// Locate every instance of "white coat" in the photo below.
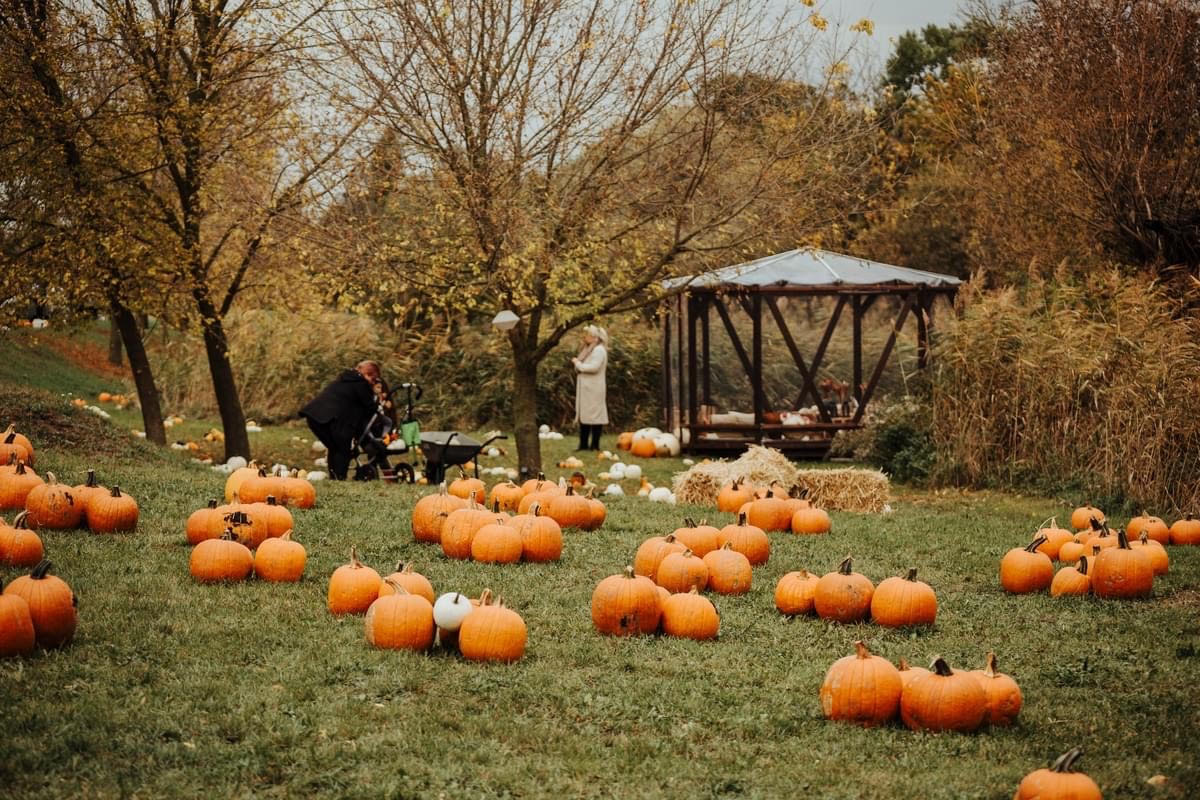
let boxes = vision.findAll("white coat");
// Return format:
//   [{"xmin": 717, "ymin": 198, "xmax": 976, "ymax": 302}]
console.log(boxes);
[{"xmin": 574, "ymin": 343, "xmax": 609, "ymax": 425}]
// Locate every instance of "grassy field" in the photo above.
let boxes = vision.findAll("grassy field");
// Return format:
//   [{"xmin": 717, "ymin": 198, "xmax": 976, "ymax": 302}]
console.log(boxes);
[{"xmin": 2, "ymin": 327, "xmax": 1199, "ymax": 799}]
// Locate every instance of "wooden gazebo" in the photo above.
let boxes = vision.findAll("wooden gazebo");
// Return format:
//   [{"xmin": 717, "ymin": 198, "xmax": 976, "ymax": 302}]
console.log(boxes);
[{"xmin": 660, "ymin": 248, "xmax": 961, "ymax": 458}]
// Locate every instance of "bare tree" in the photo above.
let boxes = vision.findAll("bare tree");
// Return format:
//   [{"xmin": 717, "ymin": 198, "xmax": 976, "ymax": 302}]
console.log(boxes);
[{"xmin": 330, "ymin": 0, "xmax": 875, "ymax": 471}]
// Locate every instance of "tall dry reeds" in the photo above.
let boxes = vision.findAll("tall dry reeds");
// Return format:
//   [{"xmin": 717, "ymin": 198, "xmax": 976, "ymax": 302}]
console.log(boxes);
[{"xmin": 932, "ymin": 270, "xmax": 1200, "ymax": 511}]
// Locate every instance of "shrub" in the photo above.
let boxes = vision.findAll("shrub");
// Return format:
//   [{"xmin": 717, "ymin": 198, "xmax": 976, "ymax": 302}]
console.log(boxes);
[
  {"xmin": 830, "ymin": 395, "xmax": 936, "ymax": 484},
  {"xmin": 930, "ymin": 270, "xmax": 1200, "ymax": 511}
]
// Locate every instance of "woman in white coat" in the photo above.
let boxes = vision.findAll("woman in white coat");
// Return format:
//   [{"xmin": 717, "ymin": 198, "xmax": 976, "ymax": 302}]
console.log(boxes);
[{"xmin": 572, "ymin": 324, "xmax": 609, "ymax": 451}]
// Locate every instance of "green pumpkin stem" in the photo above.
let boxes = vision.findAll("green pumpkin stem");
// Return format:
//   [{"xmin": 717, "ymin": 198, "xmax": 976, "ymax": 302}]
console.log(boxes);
[
  {"xmin": 31, "ymin": 559, "xmax": 54, "ymax": 579},
  {"xmin": 838, "ymin": 555, "xmax": 854, "ymax": 575},
  {"xmin": 1049, "ymin": 747, "xmax": 1084, "ymax": 773},
  {"xmin": 1025, "ymin": 536, "xmax": 1048, "ymax": 552},
  {"xmin": 930, "ymin": 656, "xmax": 954, "ymax": 677},
  {"xmin": 904, "ymin": 568, "xmax": 919, "ymax": 581}
]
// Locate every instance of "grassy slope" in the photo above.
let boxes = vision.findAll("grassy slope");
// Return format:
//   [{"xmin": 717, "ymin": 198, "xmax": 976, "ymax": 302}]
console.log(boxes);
[{"xmin": 1, "ymin": 329, "xmax": 1199, "ymax": 799}]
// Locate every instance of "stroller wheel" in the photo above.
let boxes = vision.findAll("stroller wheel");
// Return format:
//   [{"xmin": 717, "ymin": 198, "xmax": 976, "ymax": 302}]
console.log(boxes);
[
  {"xmin": 395, "ymin": 463, "xmax": 416, "ymax": 484},
  {"xmin": 353, "ymin": 463, "xmax": 378, "ymax": 482}
]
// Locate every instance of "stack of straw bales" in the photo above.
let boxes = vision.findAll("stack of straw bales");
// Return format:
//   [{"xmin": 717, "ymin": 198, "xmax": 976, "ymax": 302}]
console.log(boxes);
[{"xmin": 673, "ymin": 445, "xmax": 889, "ymax": 512}]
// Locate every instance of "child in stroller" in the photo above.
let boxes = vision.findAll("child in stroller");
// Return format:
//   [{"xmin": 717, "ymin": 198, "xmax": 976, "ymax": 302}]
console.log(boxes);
[{"xmin": 349, "ymin": 381, "xmax": 421, "ymax": 483}]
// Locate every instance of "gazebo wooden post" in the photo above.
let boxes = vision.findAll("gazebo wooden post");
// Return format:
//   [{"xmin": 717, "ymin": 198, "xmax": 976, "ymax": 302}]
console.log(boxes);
[
  {"xmin": 676, "ymin": 293, "xmax": 687, "ymax": 451},
  {"xmin": 687, "ymin": 293, "xmax": 699, "ymax": 449},
  {"xmin": 851, "ymin": 294, "xmax": 863, "ymax": 411},
  {"xmin": 701, "ymin": 295, "xmax": 712, "ymax": 407},
  {"xmin": 660, "ymin": 302, "xmax": 672, "ymax": 429},
  {"xmin": 752, "ymin": 292, "xmax": 764, "ymax": 434}
]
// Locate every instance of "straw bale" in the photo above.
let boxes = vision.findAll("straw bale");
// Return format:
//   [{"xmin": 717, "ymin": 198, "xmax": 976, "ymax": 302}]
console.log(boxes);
[
  {"xmin": 672, "ymin": 445, "xmax": 889, "ymax": 512},
  {"xmin": 794, "ymin": 468, "xmax": 889, "ymax": 513}
]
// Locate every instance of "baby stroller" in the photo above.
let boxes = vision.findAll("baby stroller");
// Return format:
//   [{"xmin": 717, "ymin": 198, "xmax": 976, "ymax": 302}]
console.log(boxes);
[{"xmin": 350, "ymin": 383, "xmax": 422, "ymax": 483}]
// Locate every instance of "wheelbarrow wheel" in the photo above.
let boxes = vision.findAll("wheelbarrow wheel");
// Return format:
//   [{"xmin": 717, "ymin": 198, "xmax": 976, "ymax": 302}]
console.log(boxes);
[{"xmin": 395, "ymin": 463, "xmax": 416, "ymax": 484}]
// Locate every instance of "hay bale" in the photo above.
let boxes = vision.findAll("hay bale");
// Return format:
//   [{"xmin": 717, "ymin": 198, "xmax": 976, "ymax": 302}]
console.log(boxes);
[
  {"xmin": 794, "ymin": 468, "xmax": 889, "ymax": 513},
  {"xmin": 672, "ymin": 461, "xmax": 731, "ymax": 507},
  {"xmin": 672, "ymin": 446, "xmax": 890, "ymax": 512}
]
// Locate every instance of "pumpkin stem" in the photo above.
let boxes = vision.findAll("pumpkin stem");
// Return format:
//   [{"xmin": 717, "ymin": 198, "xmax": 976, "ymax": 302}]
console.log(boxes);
[
  {"xmin": 904, "ymin": 568, "xmax": 918, "ymax": 582},
  {"xmin": 110, "ymin": 486, "xmax": 122, "ymax": 497},
  {"xmin": 898, "ymin": 657, "xmax": 911, "ymax": 671},
  {"xmin": 207, "ymin": 499, "xmax": 218, "ymax": 509},
  {"xmin": 84, "ymin": 469, "xmax": 98, "ymax": 488},
  {"xmin": 852, "ymin": 640, "xmax": 871, "ymax": 659},
  {"xmin": 1049, "ymin": 747, "xmax": 1085, "ymax": 774},
  {"xmin": 1078, "ymin": 557, "xmax": 1089, "ymax": 576},
  {"xmin": 565, "ymin": 485, "xmax": 575, "ymax": 496},
  {"xmin": 1025, "ymin": 536, "xmax": 1048, "ymax": 553},
  {"xmin": 350, "ymin": 546, "xmax": 363, "ymax": 568},
  {"xmin": 13, "ymin": 510, "xmax": 30, "ymax": 529},
  {"xmin": 1139, "ymin": 531, "xmax": 1149, "ymax": 545},
  {"xmin": 383, "ymin": 578, "xmax": 409, "ymax": 595},
  {"xmin": 837, "ymin": 555, "xmax": 854, "ymax": 575},
  {"xmin": 983, "ymin": 651, "xmax": 999, "ymax": 678},
  {"xmin": 622, "ymin": 565, "xmax": 636, "ymax": 579},
  {"xmin": 221, "ymin": 528, "xmax": 238, "ymax": 541},
  {"xmin": 664, "ymin": 534, "xmax": 678, "ymax": 543},
  {"xmin": 930, "ymin": 656, "xmax": 954, "ymax": 677},
  {"xmin": 492, "ymin": 499, "xmax": 500, "ymax": 513},
  {"xmin": 1116, "ymin": 528, "xmax": 1131, "ymax": 550},
  {"xmin": 31, "ymin": 559, "xmax": 53, "ymax": 579},
  {"xmin": 721, "ymin": 542, "xmax": 734, "ymax": 551},
  {"xmin": 14, "ymin": 461, "xmax": 27, "ymax": 475},
  {"xmin": 681, "ymin": 548, "xmax": 695, "ymax": 557},
  {"xmin": 684, "ymin": 517, "xmax": 696, "ymax": 527},
  {"xmin": 1035, "ymin": 515, "xmax": 1055, "ymax": 532},
  {"xmin": 46, "ymin": 471, "xmax": 58, "ymax": 485},
  {"xmin": 1088, "ymin": 516, "xmax": 1103, "ymax": 531},
  {"xmin": 267, "ymin": 495, "xmax": 279, "ymax": 506},
  {"xmin": 279, "ymin": 530, "xmax": 294, "ymax": 542},
  {"xmin": 737, "ymin": 512, "xmax": 748, "ymax": 526},
  {"xmin": 478, "ymin": 588, "xmax": 494, "ymax": 606}
]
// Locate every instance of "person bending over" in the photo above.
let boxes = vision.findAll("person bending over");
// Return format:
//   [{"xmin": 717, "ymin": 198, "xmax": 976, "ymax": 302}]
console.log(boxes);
[{"xmin": 300, "ymin": 360, "xmax": 383, "ymax": 480}]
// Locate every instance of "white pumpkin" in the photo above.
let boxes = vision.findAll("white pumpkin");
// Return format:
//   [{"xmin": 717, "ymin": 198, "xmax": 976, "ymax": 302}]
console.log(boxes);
[
  {"xmin": 632, "ymin": 427, "xmax": 662, "ymax": 442},
  {"xmin": 604, "ymin": 483, "xmax": 625, "ymax": 496},
  {"xmin": 657, "ymin": 433, "xmax": 681, "ymax": 456},
  {"xmin": 622, "ymin": 464, "xmax": 642, "ymax": 480},
  {"xmin": 648, "ymin": 486, "xmax": 673, "ymax": 503},
  {"xmin": 433, "ymin": 592, "xmax": 475, "ymax": 631},
  {"xmin": 609, "ymin": 463, "xmax": 627, "ymax": 479}
]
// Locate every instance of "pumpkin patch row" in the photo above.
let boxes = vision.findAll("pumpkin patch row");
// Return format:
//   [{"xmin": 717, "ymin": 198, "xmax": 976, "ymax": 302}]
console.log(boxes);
[
  {"xmin": 715, "ymin": 479, "xmax": 832, "ymax": 534},
  {"xmin": 820, "ymin": 641, "xmax": 1022, "ymax": 732},
  {"xmin": 224, "ymin": 463, "xmax": 316, "ymax": 508},
  {"xmin": 1003, "ymin": 525, "xmax": 1161, "ymax": 599},
  {"xmin": 632, "ymin": 516, "xmax": 770, "ymax": 596},
  {"xmin": 591, "ymin": 566, "xmax": 719, "ymax": 640},
  {"xmin": 1061, "ymin": 507, "xmax": 1198, "ymax": 546},
  {"xmin": 775, "ymin": 558, "xmax": 938, "ymax": 627},
  {"xmin": 0, "ymin": 463, "xmax": 139, "ymax": 533}
]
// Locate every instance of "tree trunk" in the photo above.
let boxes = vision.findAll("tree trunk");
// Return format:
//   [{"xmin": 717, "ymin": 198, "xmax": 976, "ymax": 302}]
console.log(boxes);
[
  {"xmin": 107, "ymin": 319, "xmax": 123, "ymax": 365},
  {"xmin": 509, "ymin": 345, "xmax": 542, "ymax": 476},
  {"xmin": 195, "ymin": 293, "xmax": 250, "ymax": 461},
  {"xmin": 110, "ymin": 298, "xmax": 166, "ymax": 446}
]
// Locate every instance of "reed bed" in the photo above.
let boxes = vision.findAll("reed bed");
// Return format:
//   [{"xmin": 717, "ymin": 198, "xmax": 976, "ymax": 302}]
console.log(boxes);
[{"xmin": 931, "ymin": 270, "xmax": 1200, "ymax": 511}]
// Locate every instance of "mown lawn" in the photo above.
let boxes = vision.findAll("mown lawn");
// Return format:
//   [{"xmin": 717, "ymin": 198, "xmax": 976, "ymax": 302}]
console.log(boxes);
[{"xmin": 2, "ymin": 329, "xmax": 1199, "ymax": 799}]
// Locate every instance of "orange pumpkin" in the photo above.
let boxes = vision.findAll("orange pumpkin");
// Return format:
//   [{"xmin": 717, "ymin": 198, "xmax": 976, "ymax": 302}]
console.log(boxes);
[
  {"xmin": 716, "ymin": 478, "xmax": 755, "ymax": 513},
  {"xmin": 190, "ymin": 531, "xmax": 253, "ymax": 583},
  {"xmin": 671, "ymin": 518, "xmax": 720, "ymax": 556},
  {"xmin": 971, "ymin": 651, "xmax": 1022, "ymax": 726},
  {"xmin": 470, "ymin": 519, "xmax": 524, "ymax": 564},
  {"xmin": 655, "ymin": 548, "xmax": 708, "ymax": 594},
  {"xmin": 1033, "ymin": 521, "xmax": 1075, "ymax": 560},
  {"xmin": 1169, "ymin": 514, "xmax": 1200, "ymax": 545},
  {"xmin": 327, "ymin": 547, "xmax": 383, "ymax": 614},
  {"xmin": 448, "ymin": 472, "xmax": 486, "ymax": 504},
  {"xmin": 0, "ymin": 578, "xmax": 36, "ymax": 657},
  {"xmin": 2, "ymin": 559, "xmax": 77, "ymax": 649},
  {"xmin": 513, "ymin": 503, "xmax": 563, "ymax": 563},
  {"xmin": 870, "ymin": 568, "xmax": 937, "ymax": 628},
  {"xmin": 0, "ymin": 461, "xmax": 43, "ymax": 510},
  {"xmin": 745, "ymin": 495, "xmax": 792, "ymax": 532},
  {"xmin": 186, "ymin": 500, "xmax": 224, "ymax": 545},
  {"xmin": 411, "ymin": 483, "xmax": 467, "ymax": 543},
  {"xmin": 900, "ymin": 656, "xmax": 987, "ymax": 733},
  {"xmin": 1050, "ymin": 558, "xmax": 1091, "ymax": 597},
  {"xmin": 0, "ymin": 424, "xmax": 34, "ymax": 467},
  {"xmin": 488, "ymin": 481, "xmax": 525, "ymax": 513},
  {"xmin": 616, "ymin": 432, "xmax": 634, "ymax": 450},
  {"xmin": 86, "ymin": 486, "xmax": 139, "ymax": 533},
  {"xmin": 1129, "ymin": 532, "xmax": 1169, "ymax": 575},
  {"xmin": 999, "ymin": 537, "xmax": 1054, "ymax": 594},
  {"xmin": 591, "ymin": 566, "xmax": 662, "ymax": 636},
  {"xmin": 659, "ymin": 588, "xmax": 719, "ymax": 640},
  {"xmin": 1091, "ymin": 529, "xmax": 1153, "ymax": 599},
  {"xmin": 545, "ymin": 486, "xmax": 592, "ymax": 529},
  {"xmin": 633, "ymin": 533, "xmax": 686, "ymax": 578},
  {"xmin": 630, "ymin": 437, "xmax": 657, "ymax": 458},
  {"xmin": 1013, "ymin": 747, "xmax": 1102, "ymax": 800},
  {"xmin": 1070, "ymin": 505, "xmax": 1105, "ymax": 531},
  {"xmin": 0, "ymin": 512, "xmax": 44, "ymax": 567},
  {"xmin": 253, "ymin": 531, "xmax": 307, "ymax": 583},
  {"xmin": 364, "ymin": 582, "xmax": 435, "ymax": 651},
  {"xmin": 1126, "ymin": 513, "xmax": 1168, "ymax": 545},
  {"xmin": 250, "ymin": 496, "xmax": 293, "ymax": 540},
  {"xmin": 237, "ymin": 468, "xmax": 288, "ymax": 506},
  {"xmin": 819, "ymin": 640, "xmax": 902, "ymax": 727},
  {"xmin": 813, "ymin": 556, "xmax": 874, "ymax": 623},
  {"xmin": 702, "ymin": 543, "xmax": 752, "ymax": 595},
  {"xmin": 441, "ymin": 503, "xmax": 505, "ymax": 560},
  {"xmin": 72, "ymin": 470, "xmax": 108, "ymax": 517},
  {"xmin": 896, "ymin": 658, "xmax": 931, "ymax": 691},
  {"xmin": 716, "ymin": 513, "xmax": 770, "ymax": 566},
  {"xmin": 791, "ymin": 505, "xmax": 831, "ymax": 535},
  {"xmin": 774, "ymin": 569, "xmax": 818, "ymax": 615},
  {"xmin": 280, "ymin": 471, "xmax": 316, "ymax": 509},
  {"xmin": 458, "ymin": 589, "xmax": 527, "ymax": 662},
  {"xmin": 24, "ymin": 472, "xmax": 83, "ymax": 529},
  {"xmin": 377, "ymin": 562, "xmax": 435, "ymax": 603},
  {"xmin": 583, "ymin": 491, "xmax": 606, "ymax": 531}
]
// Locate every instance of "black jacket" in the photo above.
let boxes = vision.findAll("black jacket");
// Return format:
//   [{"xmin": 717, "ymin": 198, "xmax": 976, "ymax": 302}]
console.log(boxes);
[{"xmin": 300, "ymin": 370, "xmax": 377, "ymax": 434}]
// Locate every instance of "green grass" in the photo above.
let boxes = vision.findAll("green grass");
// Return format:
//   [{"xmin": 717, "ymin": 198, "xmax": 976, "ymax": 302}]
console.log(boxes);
[{"xmin": 2, "ymin": 333, "xmax": 1200, "ymax": 799}]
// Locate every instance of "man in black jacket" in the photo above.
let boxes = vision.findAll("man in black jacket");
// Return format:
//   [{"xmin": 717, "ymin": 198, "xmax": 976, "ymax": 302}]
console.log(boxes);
[{"xmin": 300, "ymin": 360, "xmax": 383, "ymax": 480}]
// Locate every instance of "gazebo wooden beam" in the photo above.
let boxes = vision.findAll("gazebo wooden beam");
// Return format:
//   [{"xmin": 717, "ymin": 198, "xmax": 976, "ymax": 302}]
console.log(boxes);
[
  {"xmin": 852, "ymin": 292, "xmax": 915, "ymax": 424},
  {"xmin": 764, "ymin": 296, "xmax": 832, "ymax": 423}
]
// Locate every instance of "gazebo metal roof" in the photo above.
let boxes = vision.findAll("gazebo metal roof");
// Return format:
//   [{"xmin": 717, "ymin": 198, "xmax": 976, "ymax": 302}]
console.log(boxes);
[{"xmin": 663, "ymin": 248, "xmax": 962, "ymax": 291}]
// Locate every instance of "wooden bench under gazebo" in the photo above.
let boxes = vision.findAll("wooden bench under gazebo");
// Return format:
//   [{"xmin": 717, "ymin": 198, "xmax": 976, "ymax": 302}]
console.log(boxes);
[{"xmin": 660, "ymin": 248, "xmax": 961, "ymax": 458}]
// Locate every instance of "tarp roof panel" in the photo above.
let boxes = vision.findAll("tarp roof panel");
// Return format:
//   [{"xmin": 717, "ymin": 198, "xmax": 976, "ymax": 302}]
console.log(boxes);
[{"xmin": 663, "ymin": 248, "xmax": 962, "ymax": 290}]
